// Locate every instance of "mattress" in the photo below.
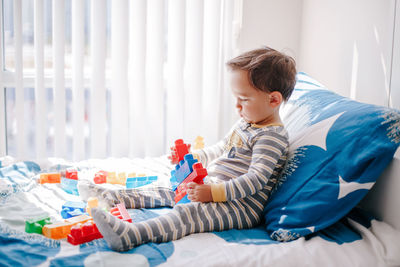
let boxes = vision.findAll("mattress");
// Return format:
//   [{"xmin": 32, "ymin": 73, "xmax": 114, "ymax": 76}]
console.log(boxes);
[{"xmin": 1, "ymin": 156, "xmax": 399, "ymax": 267}]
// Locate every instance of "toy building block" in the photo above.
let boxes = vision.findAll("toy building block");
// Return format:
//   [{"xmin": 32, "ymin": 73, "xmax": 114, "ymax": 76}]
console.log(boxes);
[
  {"xmin": 39, "ymin": 173, "xmax": 61, "ymax": 184},
  {"xmin": 94, "ymin": 170, "xmax": 107, "ymax": 184},
  {"xmin": 42, "ymin": 214, "xmax": 91, "ymax": 239},
  {"xmin": 106, "ymin": 172, "xmax": 116, "ymax": 184},
  {"xmin": 104, "ymin": 172, "xmax": 128, "ymax": 185},
  {"xmin": 193, "ymin": 136, "xmax": 204, "ymax": 150},
  {"xmin": 61, "ymin": 201, "xmax": 87, "ymax": 219},
  {"xmin": 171, "ymin": 154, "xmax": 198, "ymax": 184},
  {"xmin": 117, "ymin": 172, "xmax": 127, "ymax": 185},
  {"xmin": 110, "ymin": 203, "xmax": 132, "ymax": 223},
  {"xmin": 65, "ymin": 169, "xmax": 78, "ymax": 180},
  {"xmin": 126, "ymin": 176, "xmax": 158, "ymax": 188},
  {"xmin": 169, "ymin": 139, "xmax": 191, "ymax": 165},
  {"xmin": 66, "ymin": 214, "xmax": 92, "ymax": 224},
  {"xmin": 67, "ymin": 220, "xmax": 103, "ymax": 245},
  {"xmin": 25, "ymin": 214, "xmax": 51, "ymax": 234},
  {"xmin": 174, "ymin": 162, "xmax": 208, "ymax": 204},
  {"xmin": 42, "ymin": 221, "xmax": 72, "ymax": 239},
  {"xmin": 86, "ymin": 197, "xmax": 98, "ymax": 216},
  {"xmin": 61, "ymin": 177, "xmax": 79, "ymax": 195},
  {"xmin": 127, "ymin": 172, "xmax": 136, "ymax": 178}
]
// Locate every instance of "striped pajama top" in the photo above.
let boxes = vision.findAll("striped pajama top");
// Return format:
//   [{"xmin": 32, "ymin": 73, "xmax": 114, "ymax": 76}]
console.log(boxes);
[{"xmin": 195, "ymin": 119, "xmax": 289, "ymax": 203}]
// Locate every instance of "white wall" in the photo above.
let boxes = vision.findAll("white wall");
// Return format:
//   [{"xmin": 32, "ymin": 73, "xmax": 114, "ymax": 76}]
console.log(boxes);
[
  {"xmin": 239, "ymin": 0, "xmax": 399, "ymax": 108},
  {"xmin": 299, "ymin": 0, "xmax": 396, "ymax": 107},
  {"xmin": 238, "ymin": 0, "xmax": 400, "ymax": 229},
  {"xmin": 390, "ymin": 1, "xmax": 400, "ymax": 110},
  {"xmin": 238, "ymin": 0, "xmax": 303, "ymax": 60}
]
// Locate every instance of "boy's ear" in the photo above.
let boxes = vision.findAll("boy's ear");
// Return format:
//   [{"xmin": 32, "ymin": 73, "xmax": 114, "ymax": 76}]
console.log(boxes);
[{"xmin": 269, "ymin": 91, "xmax": 283, "ymax": 107}]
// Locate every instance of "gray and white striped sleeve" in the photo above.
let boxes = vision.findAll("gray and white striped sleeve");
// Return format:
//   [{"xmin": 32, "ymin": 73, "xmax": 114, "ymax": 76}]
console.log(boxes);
[{"xmin": 223, "ymin": 130, "xmax": 288, "ymax": 201}]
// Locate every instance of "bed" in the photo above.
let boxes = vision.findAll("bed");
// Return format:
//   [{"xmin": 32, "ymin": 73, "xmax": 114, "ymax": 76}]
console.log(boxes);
[{"xmin": 1, "ymin": 73, "xmax": 400, "ymax": 267}]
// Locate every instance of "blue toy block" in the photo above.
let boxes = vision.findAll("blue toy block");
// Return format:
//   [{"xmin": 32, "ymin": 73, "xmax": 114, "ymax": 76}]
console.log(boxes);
[
  {"xmin": 170, "ymin": 171, "xmax": 179, "ymax": 191},
  {"xmin": 174, "ymin": 154, "xmax": 198, "ymax": 184},
  {"xmin": 126, "ymin": 176, "xmax": 158, "ymax": 188},
  {"xmin": 61, "ymin": 201, "xmax": 87, "ymax": 219},
  {"xmin": 61, "ymin": 177, "xmax": 79, "ymax": 195}
]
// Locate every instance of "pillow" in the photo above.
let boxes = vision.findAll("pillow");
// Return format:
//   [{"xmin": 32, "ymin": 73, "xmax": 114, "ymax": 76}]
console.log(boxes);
[{"xmin": 263, "ymin": 72, "xmax": 400, "ymax": 241}]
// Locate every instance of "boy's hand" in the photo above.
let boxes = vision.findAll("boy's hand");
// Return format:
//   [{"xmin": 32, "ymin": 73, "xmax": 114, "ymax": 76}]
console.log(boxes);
[{"xmin": 187, "ymin": 183, "xmax": 213, "ymax": 203}]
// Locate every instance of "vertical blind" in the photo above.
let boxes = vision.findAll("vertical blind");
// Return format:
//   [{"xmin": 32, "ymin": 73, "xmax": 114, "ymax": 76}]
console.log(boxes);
[{"xmin": 0, "ymin": 0, "xmax": 240, "ymax": 161}]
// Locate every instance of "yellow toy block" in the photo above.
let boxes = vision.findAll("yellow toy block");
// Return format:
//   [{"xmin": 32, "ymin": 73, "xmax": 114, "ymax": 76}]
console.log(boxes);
[
  {"xmin": 106, "ymin": 172, "xmax": 117, "ymax": 184},
  {"xmin": 116, "ymin": 172, "xmax": 127, "ymax": 185},
  {"xmin": 65, "ymin": 214, "xmax": 91, "ymax": 225},
  {"xmin": 42, "ymin": 215, "xmax": 91, "ymax": 239},
  {"xmin": 106, "ymin": 172, "xmax": 127, "ymax": 185},
  {"xmin": 86, "ymin": 197, "xmax": 98, "ymax": 216},
  {"xmin": 193, "ymin": 136, "xmax": 204, "ymax": 150}
]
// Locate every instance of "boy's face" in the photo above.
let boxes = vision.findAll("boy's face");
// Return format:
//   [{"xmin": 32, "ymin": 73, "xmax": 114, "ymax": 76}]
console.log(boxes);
[{"xmin": 230, "ymin": 70, "xmax": 277, "ymax": 125}]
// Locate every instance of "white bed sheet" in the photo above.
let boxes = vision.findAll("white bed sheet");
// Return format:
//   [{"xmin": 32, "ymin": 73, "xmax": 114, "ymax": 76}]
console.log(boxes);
[{"xmin": 0, "ymin": 156, "xmax": 399, "ymax": 267}]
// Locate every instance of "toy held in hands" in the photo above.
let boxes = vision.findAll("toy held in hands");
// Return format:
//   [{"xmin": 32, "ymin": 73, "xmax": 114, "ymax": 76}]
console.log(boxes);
[{"xmin": 168, "ymin": 139, "xmax": 191, "ymax": 165}]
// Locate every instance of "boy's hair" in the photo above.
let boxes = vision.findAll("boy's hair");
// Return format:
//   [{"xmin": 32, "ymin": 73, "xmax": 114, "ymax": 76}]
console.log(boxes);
[{"xmin": 226, "ymin": 46, "xmax": 297, "ymax": 101}]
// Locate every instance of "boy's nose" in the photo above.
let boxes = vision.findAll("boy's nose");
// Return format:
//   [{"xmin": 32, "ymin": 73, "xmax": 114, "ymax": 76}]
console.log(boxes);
[{"xmin": 235, "ymin": 100, "xmax": 242, "ymax": 109}]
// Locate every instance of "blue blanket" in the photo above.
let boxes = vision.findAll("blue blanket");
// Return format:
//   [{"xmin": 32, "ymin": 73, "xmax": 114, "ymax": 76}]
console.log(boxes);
[{"xmin": 0, "ymin": 160, "xmax": 398, "ymax": 267}]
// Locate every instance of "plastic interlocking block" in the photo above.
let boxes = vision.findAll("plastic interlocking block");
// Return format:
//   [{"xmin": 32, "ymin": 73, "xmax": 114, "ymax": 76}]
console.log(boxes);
[
  {"xmin": 94, "ymin": 170, "xmax": 107, "ymax": 184},
  {"xmin": 61, "ymin": 201, "xmax": 87, "ymax": 219},
  {"xmin": 67, "ymin": 220, "xmax": 103, "ymax": 245},
  {"xmin": 193, "ymin": 136, "xmax": 204, "ymax": 150},
  {"xmin": 126, "ymin": 176, "xmax": 158, "ymax": 188},
  {"xmin": 65, "ymin": 169, "xmax": 78, "ymax": 180},
  {"xmin": 25, "ymin": 214, "xmax": 51, "ymax": 234},
  {"xmin": 169, "ymin": 139, "xmax": 191, "ymax": 165},
  {"xmin": 39, "ymin": 173, "xmax": 61, "ymax": 184},
  {"xmin": 61, "ymin": 177, "xmax": 79, "ymax": 195},
  {"xmin": 42, "ymin": 214, "xmax": 91, "ymax": 239},
  {"xmin": 174, "ymin": 162, "xmax": 208, "ymax": 204},
  {"xmin": 86, "ymin": 197, "xmax": 98, "ymax": 216},
  {"xmin": 173, "ymin": 154, "xmax": 198, "ymax": 184},
  {"xmin": 110, "ymin": 203, "xmax": 132, "ymax": 223},
  {"xmin": 107, "ymin": 172, "xmax": 127, "ymax": 185}
]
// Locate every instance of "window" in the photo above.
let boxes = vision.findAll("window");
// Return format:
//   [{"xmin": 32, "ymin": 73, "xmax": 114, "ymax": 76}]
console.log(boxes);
[{"xmin": 0, "ymin": 0, "xmax": 240, "ymax": 160}]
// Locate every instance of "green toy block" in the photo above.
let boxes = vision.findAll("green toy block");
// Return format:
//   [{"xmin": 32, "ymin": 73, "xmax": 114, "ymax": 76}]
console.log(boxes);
[{"xmin": 25, "ymin": 214, "xmax": 52, "ymax": 234}]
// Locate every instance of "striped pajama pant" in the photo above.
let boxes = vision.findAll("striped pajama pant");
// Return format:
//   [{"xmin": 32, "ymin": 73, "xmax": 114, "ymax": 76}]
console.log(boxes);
[{"xmin": 93, "ymin": 185, "xmax": 267, "ymax": 247}]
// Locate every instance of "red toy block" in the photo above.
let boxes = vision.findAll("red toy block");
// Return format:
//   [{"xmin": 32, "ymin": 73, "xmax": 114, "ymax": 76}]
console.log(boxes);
[
  {"xmin": 66, "ymin": 169, "xmax": 78, "ymax": 180},
  {"xmin": 110, "ymin": 203, "xmax": 132, "ymax": 223},
  {"xmin": 174, "ymin": 162, "xmax": 207, "ymax": 203},
  {"xmin": 94, "ymin": 170, "xmax": 108, "ymax": 184},
  {"xmin": 42, "ymin": 214, "xmax": 91, "ymax": 240},
  {"xmin": 169, "ymin": 139, "xmax": 191, "ymax": 165},
  {"xmin": 67, "ymin": 220, "xmax": 103, "ymax": 245}
]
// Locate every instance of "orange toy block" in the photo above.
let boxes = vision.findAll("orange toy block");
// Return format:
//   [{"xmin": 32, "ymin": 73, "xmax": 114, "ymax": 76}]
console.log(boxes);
[
  {"xmin": 42, "ymin": 214, "xmax": 91, "ymax": 240},
  {"xmin": 42, "ymin": 221, "xmax": 71, "ymax": 239},
  {"xmin": 39, "ymin": 173, "xmax": 61, "ymax": 184}
]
